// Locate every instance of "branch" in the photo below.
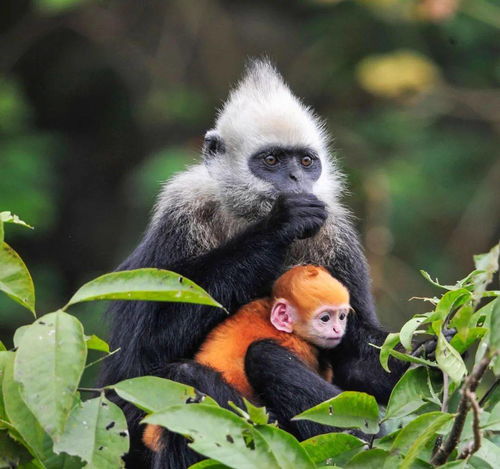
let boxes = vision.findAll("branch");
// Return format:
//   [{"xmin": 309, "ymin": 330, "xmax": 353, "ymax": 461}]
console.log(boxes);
[
  {"xmin": 458, "ymin": 390, "xmax": 482, "ymax": 460},
  {"xmin": 431, "ymin": 351, "xmax": 497, "ymax": 466}
]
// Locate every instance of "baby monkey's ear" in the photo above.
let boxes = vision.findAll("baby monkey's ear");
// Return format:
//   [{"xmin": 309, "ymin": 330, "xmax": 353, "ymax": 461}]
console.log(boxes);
[{"xmin": 270, "ymin": 299, "xmax": 295, "ymax": 333}]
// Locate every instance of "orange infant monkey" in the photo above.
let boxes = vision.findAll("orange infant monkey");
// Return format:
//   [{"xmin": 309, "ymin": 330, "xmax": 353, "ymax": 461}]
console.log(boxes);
[{"xmin": 143, "ymin": 265, "xmax": 351, "ymax": 452}]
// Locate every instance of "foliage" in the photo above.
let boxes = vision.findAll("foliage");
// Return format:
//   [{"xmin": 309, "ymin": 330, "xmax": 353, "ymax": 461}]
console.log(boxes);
[
  {"xmin": 1, "ymin": 211, "xmax": 499, "ymax": 467},
  {"xmin": 0, "ymin": 212, "xmax": 223, "ymax": 468}
]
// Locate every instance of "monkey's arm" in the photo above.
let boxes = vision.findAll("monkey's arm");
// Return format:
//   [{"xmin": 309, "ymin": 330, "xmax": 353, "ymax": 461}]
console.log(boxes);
[{"xmin": 101, "ymin": 193, "xmax": 327, "ymax": 382}]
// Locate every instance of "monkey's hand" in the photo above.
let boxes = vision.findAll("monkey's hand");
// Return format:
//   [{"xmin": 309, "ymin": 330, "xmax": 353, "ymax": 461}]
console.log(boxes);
[{"xmin": 265, "ymin": 192, "xmax": 327, "ymax": 242}]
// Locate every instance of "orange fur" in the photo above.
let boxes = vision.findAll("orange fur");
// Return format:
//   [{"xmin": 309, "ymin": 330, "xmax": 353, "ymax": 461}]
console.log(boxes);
[
  {"xmin": 143, "ymin": 265, "xmax": 346, "ymax": 452},
  {"xmin": 273, "ymin": 265, "xmax": 349, "ymax": 317},
  {"xmin": 142, "ymin": 424, "xmax": 164, "ymax": 452},
  {"xmin": 195, "ymin": 298, "xmax": 321, "ymax": 401}
]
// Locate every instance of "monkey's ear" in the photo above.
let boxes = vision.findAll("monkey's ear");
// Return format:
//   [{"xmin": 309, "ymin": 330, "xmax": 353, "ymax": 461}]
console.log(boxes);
[
  {"xmin": 203, "ymin": 129, "xmax": 225, "ymax": 160},
  {"xmin": 270, "ymin": 299, "xmax": 295, "ymax": 333}
]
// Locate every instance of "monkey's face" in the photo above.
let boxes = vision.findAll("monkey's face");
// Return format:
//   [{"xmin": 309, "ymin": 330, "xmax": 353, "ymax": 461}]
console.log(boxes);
[
  {"xmin": 247, "ymin": 145, "xmax": 322, "ymax": 195},
  {"xmin": 296, "ymin": 305, "xmax": 350, "ymax": 349}
]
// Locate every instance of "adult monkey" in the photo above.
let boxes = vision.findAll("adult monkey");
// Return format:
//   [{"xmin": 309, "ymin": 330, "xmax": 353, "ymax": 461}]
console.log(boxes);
[{"xmin": 100, "ymin": 60, "xmax": 407, "ymax": 468}]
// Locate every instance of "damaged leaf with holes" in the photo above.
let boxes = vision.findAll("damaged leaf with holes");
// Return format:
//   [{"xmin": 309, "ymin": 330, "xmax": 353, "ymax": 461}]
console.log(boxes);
[{"xmin": 53, "ymin": 394, "xmax": 129, "ymax": 468}]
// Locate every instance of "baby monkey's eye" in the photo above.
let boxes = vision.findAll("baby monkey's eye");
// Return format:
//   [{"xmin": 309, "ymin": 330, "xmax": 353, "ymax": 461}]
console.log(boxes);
[
  {"xmin": 320, "ymin": 314, "xmax": 331, "ymax": 323},
  {"xmin": 339, "ymin": 312, "xmax": 346, "ymax": 320}
]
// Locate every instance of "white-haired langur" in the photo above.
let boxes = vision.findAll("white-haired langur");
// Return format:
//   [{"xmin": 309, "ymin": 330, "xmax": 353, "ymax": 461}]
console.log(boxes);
[{"xmin": 100, "ymin": 60, "xmax": 409, "ymax": 468}]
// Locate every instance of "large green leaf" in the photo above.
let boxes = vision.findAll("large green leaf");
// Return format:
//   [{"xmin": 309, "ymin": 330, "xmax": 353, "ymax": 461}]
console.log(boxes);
[
  {"xmin": 384, "ymin": 367, "xmax": 441, "ymax": 420},
  {"xmin": 389, "ymin": 411, "xmax": 453, "ymax": 469},
  {"xmin": 53, "ymin": 394, "xmax": 129, "ymax": 468},
  {"xmin": 143, "ymin": 404, "xmax": 280, "ymax": 468},
  {"xmin": 0, "ymin": 212, "xmax": 33, "ymax": 244},
  {"xmin": 255, "ymin": 424, "xmax": 314, "ymax": 469},
  {"xmin": 293, "ymin": 391, "xmax": 380, "ymax": 434},
  {"xmin": 425, "ymin": 289, "xmax": 471, "ymax": 324},
  {"xmin": 111, "ymin": 376, "xmax": 216, "ymax": 413},
  {"xmin": 435, "ymin": 331, "xmax": 467, "ymax": 382},
  {"xmin": 14, "ymin": 311, "xmax": 87, "ymax": 439},
  {"xmin": 65, "ymin": 268, "xmax": 223, "ymax": 309},
  {"xmin": 2, "ymin": 352, "xmax": 80, "ymax": 469},
  {"xmin": 301, "ymin": 433, "xmax": 365, "ymax": 465},
  {"xmin": 0, "ymin": 242, "xmax": 35, "ymax": 315}
]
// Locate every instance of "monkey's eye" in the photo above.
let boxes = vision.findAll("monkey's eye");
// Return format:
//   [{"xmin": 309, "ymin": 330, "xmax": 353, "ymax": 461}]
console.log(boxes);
[
  {"xmin": 264, "ymin": 154, "xmax": 278, "ymax": 166},
  {"xmin": 301, "ymin": 156, "xmax": 313, "ymax": 167},
  {"xmin": 339, "ymin": 312, "xmax": 346, "ymax": 321},
  {"xmin": 320, "ymin": 314, "xmax": 330, "ymax": 323}
]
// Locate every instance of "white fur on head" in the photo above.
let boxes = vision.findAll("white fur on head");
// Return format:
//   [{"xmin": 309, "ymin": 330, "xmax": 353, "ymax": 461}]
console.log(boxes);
[
  {"xmin": 154, "ymin": 59, "xmax": 349, "ymax": 262},
  {"xmin": 205, "ymin": 58, "xmax": 343, "ymax": 219}
]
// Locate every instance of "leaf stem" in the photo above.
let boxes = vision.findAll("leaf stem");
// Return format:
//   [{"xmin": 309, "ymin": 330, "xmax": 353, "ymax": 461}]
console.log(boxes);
[{"xmin": 84, "ymin": 347, "xmax": 121, "ymax": 369}]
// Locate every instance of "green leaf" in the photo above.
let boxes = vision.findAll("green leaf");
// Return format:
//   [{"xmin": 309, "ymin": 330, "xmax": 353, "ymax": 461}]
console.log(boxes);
[
  {"xmin": 2, "ymin": 352, "xmax": 69, "ymax": 467},
  {"xmin": 53, "ymin": 394, "xmax": 129, "ymax": 468},
  {"xmin": 0, "ymin": 242, "xmax": 35, "ymax": 315},
  {"xmin": 110, "ymin": 376, "xmax": 215, "ymax": 414},
  {"xmin": 244, "ymin": 399, "xmax": 269, "ymax": 425},
  {"xmin": 389, "ymin": 411, "xmax": 453, "ymax": 469},
  {"xmin": 490, "ymin": 297, "xmax": 500, "ymax": 354},
  {"xmin": 385, "ymin": 367, "xmax": 441, "ymax": 420},
  {"xmin": 255, "ymin": 424, "xmax": 314, "ymax": 469},
  {"xmin": 483, "ymin": 401, "xmax": 500, "ymax": 431},
  {"xmin": 66, "ymin": 268, "xmax": 223, "ymax": 309},
  {"xmin": 189, "ymin": 460, "xmax": 230, "ymax": 469},
  {"xmin": 468, "ymin": 437, "xmax": 500, "ymax": 468},
  {"xmin": 449, "ymin": 305, "xmax": 474, "ymax": 341},
  {"xmin": 400, "ymin": 317, "xmax": 426, "ymax": 351},
  {"xmin": 429, "ymin": 289, "xmax": 472, "ymax": 324},
  {"xmin": 293, "ymin": 391, "xmax": 380, "ymax": 434},
  {"xmin": 13, "ymin": 325, "xmax": 30, "ymax": 348},
  {"xmin": 450, "ymin": 327, "xmax": 487, "ymax": 354},
  {"xmin": 378, "ymin": 333, "xmax": 400, "ymax": 372},
  {"xmin": 143, "ymin": 404, "xmax": 280, "ymax": 468},
  {"xmin": 85, "ymin": 335, "xmax": 110, "ymax": 353},
  {"xmin": 14, "ymin": 311, "xmax": 87, "ymax": 439},
  {"xmin": 345, "ymin": 448, "xmax": 390, "ymax": 468},
  {"xmin": 435, "ymin": 331, "xmax": 467, "ymax": 382},
  {"xmin": 301, "ymin": 433, "xmax": 365, "ymax": 465},
  {"xmin": 0, "ymin": 341, "xmax": 6, "ymax": 352},
  {"xmin": 386, "ymin": 348, "xmax": 438, "ymax": 368}
]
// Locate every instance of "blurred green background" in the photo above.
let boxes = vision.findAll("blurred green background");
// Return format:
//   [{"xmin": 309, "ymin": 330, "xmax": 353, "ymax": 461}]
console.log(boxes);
[{"xmin": 1, "ymin": 0, "xmax": 499, "ymax": 362}]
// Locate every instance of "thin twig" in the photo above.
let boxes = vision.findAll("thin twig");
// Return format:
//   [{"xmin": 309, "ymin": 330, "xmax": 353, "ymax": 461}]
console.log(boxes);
[
  {"xmin": 431, "ymin": 351, "xmax": 497, "ymax": 466},
  {"xmin": 458, "ymin": 390, "xmax": 482, "ymax": 460}
]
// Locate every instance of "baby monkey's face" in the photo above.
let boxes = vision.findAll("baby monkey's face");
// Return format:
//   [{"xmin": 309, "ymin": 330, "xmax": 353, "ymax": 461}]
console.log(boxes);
[
  {"xmin": 294, "ymin": 305, "xmax": 351, "ymax": 349},
  {"xmin": 270, "ymin": 298, "xmax": 351, "ymax": 349}
]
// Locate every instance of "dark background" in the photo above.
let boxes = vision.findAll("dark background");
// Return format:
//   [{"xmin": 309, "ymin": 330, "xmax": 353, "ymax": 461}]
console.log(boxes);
[{"xmin": 1, "ymin": 0, "xmax": 499, "ymax": 358}]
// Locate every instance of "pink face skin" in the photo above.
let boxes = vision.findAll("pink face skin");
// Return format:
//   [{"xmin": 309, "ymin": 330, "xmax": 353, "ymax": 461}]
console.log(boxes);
[{"xmin": 270, "ymin": 299, "xmax": 350, "ymax": 349}]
